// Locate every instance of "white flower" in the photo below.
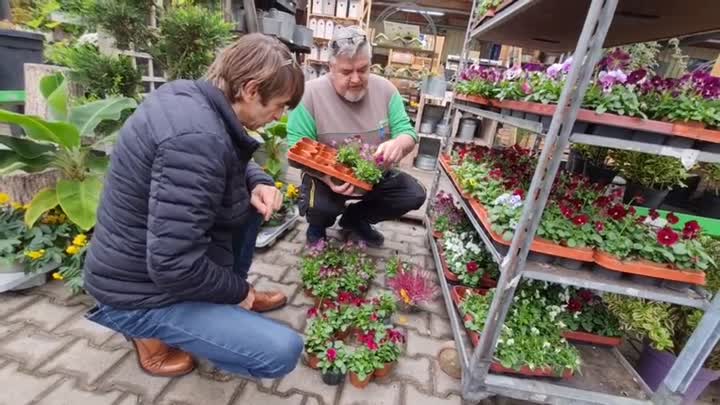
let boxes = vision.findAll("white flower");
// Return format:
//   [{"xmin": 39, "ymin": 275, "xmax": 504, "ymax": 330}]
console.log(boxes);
[
  {"xmin": 530, "ymin": 327, "xmax": 540, "ymax": 335},
  {"xmin": 573, "ymin": 311, "xmax": 582, "ymax": 319},
  {"xmin": 543, "ymin": 341, "xmax": 551, "ymax": 349},
  {"xmin": 556, "ymin": 321, "xmax": 567, "ymax": 329},
  {"xmin": 506, "ymin": 338, "xmax": 515, "ymax": 346},
  {"xmin": 535, "ymin": 290, "xmax": 540, "ymax": 299}
]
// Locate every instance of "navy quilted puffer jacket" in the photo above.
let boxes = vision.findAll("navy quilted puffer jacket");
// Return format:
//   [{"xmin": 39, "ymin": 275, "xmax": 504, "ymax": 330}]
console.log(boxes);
[{"xmin": 83, "ymin": 80, "xmax": 273, "ymax": 309}]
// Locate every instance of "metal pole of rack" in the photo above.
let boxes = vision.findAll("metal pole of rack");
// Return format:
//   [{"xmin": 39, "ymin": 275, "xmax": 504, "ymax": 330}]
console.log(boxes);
[
  {"xmin": 464, "ymin": 0, "xmax": 620, "ymax": 397},
  {"xmin": 653, "ymin": 293, "xmax": 720, "ymax": 404}
]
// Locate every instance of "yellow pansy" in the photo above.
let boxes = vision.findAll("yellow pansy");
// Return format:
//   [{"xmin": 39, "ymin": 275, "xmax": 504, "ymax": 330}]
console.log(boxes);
[
  {"xmin": 72, "ymin": 234, "xmax": 88, "ymax": 247},
  {"xmin": 52, "ymin": 272, "xmax": 64, "ymax": 280},
  {"xmin": 275, "ymin": 181, "xmax": 284, "ymax": 189},
  {"xmin": 11, "ymin": 202, "xmax": 22, "ymax": 210},
  {"xmin": 22, "ymin": 204, "xmax": 29, "ymax": 210},
  {"xmin": 0, "ymin": 193, "xmax": 9, "ymax": 205},
  {"xmin": 286, "ymin": 184, "xmax": 299, "ymax": 200},
  {"xmin": 66, "ymin": 245, "xmax": 80, "ymax": 255},
  {"xmin": 25, "ymin": 249, "xmax": 46, "ymax": 260}
]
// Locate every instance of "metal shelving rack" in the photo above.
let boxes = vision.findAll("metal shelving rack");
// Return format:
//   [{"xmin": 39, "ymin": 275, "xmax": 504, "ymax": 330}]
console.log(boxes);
[{"xmin": 424, "ymin": 0, "xmax": 720, "ymax": 404}]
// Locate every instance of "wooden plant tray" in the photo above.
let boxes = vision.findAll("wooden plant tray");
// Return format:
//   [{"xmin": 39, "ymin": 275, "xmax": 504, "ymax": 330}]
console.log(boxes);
[
  {"xmin": 288, "ymin": 138, "xmax": 373, "ymax": 191},
  {"xmin": 593, "ymin": 251, "xmax": 706, "ymax": 286},
  {"xmin": 455, "ymin": 94, "xmax": 720, "ymax": 144}
]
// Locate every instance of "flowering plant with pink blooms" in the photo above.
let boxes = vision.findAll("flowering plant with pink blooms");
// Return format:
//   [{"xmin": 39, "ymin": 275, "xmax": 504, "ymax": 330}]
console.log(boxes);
[
  {"xmin": 336, "ymin": 137, "xmax": 384, "ymax": 184},
  {"xmin": 300, "ymin": 240, "xmax": 376, "ymax": 300},
  {"xmin": 318, "ymin": 341, "xmax": 349, "ymax": 374},
  {"xmin": 430, "ymin": 191, "xmax": 468, "ymax": 234}
]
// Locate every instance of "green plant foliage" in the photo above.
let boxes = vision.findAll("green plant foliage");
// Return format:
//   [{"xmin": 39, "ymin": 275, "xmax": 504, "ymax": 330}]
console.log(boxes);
[
  {"xmin": 611, "ymin": 150, "xmax": 689, "ymax": 190},
  {"xmin": 151, "ymin": 5, "xmax": 233, "ymax": 80},
  {"xmin": 87, "ymin": 0, "xmax": 153, "ymax": 50},
  {"xmin": 45, "ymin": 43, "xmax": 142, "ymax": 99}
]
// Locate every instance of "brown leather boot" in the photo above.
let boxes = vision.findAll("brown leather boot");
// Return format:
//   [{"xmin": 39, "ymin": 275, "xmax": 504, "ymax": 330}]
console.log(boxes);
[
  {"xmin": 251, "ymin": 290, "xmax": 287, "ymax": 313},
  {"xmin": 130, "ymin": 338, "xmax": 195, "ymax": 377}
]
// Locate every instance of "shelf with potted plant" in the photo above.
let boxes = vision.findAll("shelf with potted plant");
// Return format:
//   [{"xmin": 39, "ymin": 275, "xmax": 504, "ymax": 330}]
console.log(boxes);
[
  {"xmin": 433, "ymin": 152, "xmax": 711, "ymax": 309},
  {"xmin": 452, "ymin": 49, "xmax": 720, "ymax": 163},
  {"xmin": 429, "ymin": 0, "xmax": 720, "ymax": 403},
  {"xmin": 440, "ymin": 143, "xmax": 717, "ymax": 287}
]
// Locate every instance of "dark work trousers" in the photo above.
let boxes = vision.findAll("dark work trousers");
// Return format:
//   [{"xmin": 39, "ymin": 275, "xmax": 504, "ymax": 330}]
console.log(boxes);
[{"xmin": 299, "ymin": 169, "xmax": 427, "ymax": 228}]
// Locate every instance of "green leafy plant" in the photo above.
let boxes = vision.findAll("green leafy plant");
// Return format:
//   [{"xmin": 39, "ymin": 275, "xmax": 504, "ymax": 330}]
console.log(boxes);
[
  {"xmin": 24, "ymin": 0, "xmax": 61, "ymax": 31},
  {"xmin": 87, "ymin": 0, "xmax": 153, "ymax": 50},
  {"xmin": 336, "ymin": 138, "xmax": 384, "ymax": 185},
  {"xmin": 583, "ymin": 82, "xmax": 646, "ymax": 118},
  {"xmin": 300, "ymin": 240, "xmax": 376, "ymax": 300},
  {"xmin": 611, "ymin": 150, "xmax": 688, "ymax": 190},
  {"xmin": 151, "ymin": 5, "xmax": 233, "ymax": 80},
  {"xmin": 604, "ymin": 294, "xmax": 677, "ymax": 351},
  {"xmin": 699, "ymin": 163, "xmax": 720, "ymax": 196},
  {"xmin": 348, "ymin": 346, "xmax": 380, "ymax": 381},
  {"xmin": 318, "ymin": 341, "xmax": 349, "ymax": 374},
  {"xmin": 305, "ymin": 312, "xmax": 336, "ymax": 355},
  {"xmin": 45, "ymin": 42, "xmax": 142, "ymax": 100},
  {"xmin": 0, "ymin": 73, "xmax": 137, "ymax": 230},
  {"xmin": 254, "ymin": 116, "xmax": 289, "ymax": 182},
  {"xmin": 475, "ymin": 0, "xmax": 503, "ymax": 18},
  {"xmin": 442, "ymin": 231, "xmax": 499, "ymax": 287}
]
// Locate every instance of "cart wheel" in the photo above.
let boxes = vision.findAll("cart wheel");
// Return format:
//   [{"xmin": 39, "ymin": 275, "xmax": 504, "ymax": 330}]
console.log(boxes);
[{"xmin": 436, "ymin": 341, "xmax": 461, "ymax": 379}]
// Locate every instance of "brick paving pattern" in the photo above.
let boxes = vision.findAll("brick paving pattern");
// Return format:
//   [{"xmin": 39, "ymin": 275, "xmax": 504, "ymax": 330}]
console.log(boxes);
[{"xmin": 0, "ymin": 219, "xmax": 471, "ymax": 405}]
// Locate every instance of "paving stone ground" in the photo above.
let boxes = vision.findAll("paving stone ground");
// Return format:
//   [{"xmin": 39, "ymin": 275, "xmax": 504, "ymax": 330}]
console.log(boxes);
[{"xmin": 0, "ymin": 219, "xmax": 480, "ymax": 405}]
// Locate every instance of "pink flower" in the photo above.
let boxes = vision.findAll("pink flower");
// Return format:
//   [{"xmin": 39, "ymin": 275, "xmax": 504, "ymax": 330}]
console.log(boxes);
[
  {"xmin": 370, "ymin": 313, "xmax": 379, "ymax": 322},
  {"xmin": 567, "ymin": 298, "xmax": 583, "ymax": 312},
  {"xmin": 683, "ymin": 220, "xmax": 701, "ymax": 239},
  {"xmin": 388, "ymin": 329, "xmax": 405, "ymax": 343},
  {"xmin": 607, "ymin": 204, "xmax": 627, "ymax": 220},
  {"xmin": 649, "ymin": 209, "xmax": 659, "ymax": 220},
  {"xmin": 572, "ymin": 214, "xmax": 589, "ymax": 226},
  {"xmin": 634, "ymin": 195, "xmax": 646, "ymax": 205},
  {"xmin": 522, "ymin": 81, "xmax": 533, "ymax": 95},
  {"xmin": 513, "ymin": 189, "xmax": 525, "ymax": 199},
  {"xmin": 466, "ymin": 261, "xmax": 479, "ymax": 274},
  {"xmin": 307, "ymin": 307, "xmax": 319, "ymax": 318},
  {"xmin": 327, "ymin": 348, "xmax": 337, "ymax": 362},
  {"xmin": 667, "ymin": 212, "xmax": 679, "ymax": 225},
  {"xmin": 578, "ymin": 290, "xmax": 594, "ymax": 302}
]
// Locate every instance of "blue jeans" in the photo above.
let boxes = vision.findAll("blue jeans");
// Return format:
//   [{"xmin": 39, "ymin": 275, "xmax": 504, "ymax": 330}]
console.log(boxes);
[{"xmin": 85, "ymin": 213, "xmax": 303, "ymax": 378}]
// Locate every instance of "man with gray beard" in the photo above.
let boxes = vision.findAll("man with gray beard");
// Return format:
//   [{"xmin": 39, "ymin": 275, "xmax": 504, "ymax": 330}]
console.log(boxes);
[{"xmin": 288, "ymin": 26, "xmax": 425, "ymax": 247}]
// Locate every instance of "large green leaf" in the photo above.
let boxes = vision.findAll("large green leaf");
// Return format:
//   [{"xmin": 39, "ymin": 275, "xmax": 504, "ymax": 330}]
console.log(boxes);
[
  {"xmin": 24, "ymin": 188, "xmax": 59, "ymax": 228},
  {"xmin": 47, "ymin": 79, "xmax": 69, "ymax": 121},
  {"xmin": 39, "ymin": 72, "xmax": 64, "ymax": 99},
  {"xmin": 86, "ymin": 151, "xmax": 110, "ymax": 174},
  {"xmin": 69, "ymin": 97, "xmax": 137, "ymax": 138},
  {"xmin": 0, "ymin": 134, "xmax": 55, "ymax": 159},
  {"xmin": 0, "ymin": 150, "xmax": 53, "ymax": 175},
  {"xmin": 0, "ymin": 109, "xmax": 80, "ymax": 149},
  {"xmin": 56, "ymin": 176, "xmax": 103, "ymax": 230}
]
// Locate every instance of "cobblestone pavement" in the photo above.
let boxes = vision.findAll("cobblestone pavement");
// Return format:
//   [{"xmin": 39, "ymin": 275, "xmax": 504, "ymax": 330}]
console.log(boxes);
[{"xmin": 0, "ymin": 219, "xmax": 480, "ymax": 405}]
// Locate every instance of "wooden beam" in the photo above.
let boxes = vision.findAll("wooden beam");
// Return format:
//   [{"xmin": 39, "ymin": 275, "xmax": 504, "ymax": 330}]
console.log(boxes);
[{"xmin": 712, "ymin": 54, "xmax": 720, "ymax": 77}]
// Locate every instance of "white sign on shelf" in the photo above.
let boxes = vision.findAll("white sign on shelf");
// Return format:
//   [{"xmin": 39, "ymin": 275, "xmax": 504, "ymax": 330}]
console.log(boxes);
[
  {"xmin": 348, "ymin": 0, "xmax": 361, "ymax": 18},
  {"xmin": 312, "ymin": 0, "xmax": 323, "ymax": 14},
  {"xmin": 323, "ymin": 0, "xmax": 337, "ymax": 16},
  {"xmin": 336, "ymin": 0, "xmax": 348, "ymax": 18},
  {"xmin": 325, "ymin": 20, "xmax": 335, "ymax": 39}
]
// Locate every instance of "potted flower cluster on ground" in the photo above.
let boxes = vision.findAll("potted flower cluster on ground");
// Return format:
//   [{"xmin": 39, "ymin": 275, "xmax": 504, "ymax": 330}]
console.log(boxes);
[
  {"xmin": 263, "ymin": 181, "xmax": 300, "ymax": 227},
  {"xmin": 455, "ymin": 48, "xmax": 720, "ymax": 129},
  {"xmin": 457, "ymin": 280, "xmax": 582, "ymax": 377},
  {"xmin": 336, "ymin": 137, "xmax": 385, "ymax": 185},
  {"xmin": 446, "ymin": 143, "xmax": 717, "ymax": 283},
  {"xmin": 300, "ymin": 240, "xmax": 377, "ymax": 303},
  {"xmin": 0, "ymin": 193, "xmax": 89, "ymax": 292},
  {"xmin": 303, "ymin": 292, "xmax": 405, "ymax": 388}
]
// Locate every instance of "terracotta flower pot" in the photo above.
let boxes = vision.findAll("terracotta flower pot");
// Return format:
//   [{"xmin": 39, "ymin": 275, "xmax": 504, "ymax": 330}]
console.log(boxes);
[
  {"xmin": 349, "ymin": 372, "xmax": 372, "ymax": 388},
  {"xmin": 374, "ymin": 362, "xmax": 396, "ymax": 378},
  {"xmin": 307, "ymin": 353, "xmax": 320, "ymax": 369}
]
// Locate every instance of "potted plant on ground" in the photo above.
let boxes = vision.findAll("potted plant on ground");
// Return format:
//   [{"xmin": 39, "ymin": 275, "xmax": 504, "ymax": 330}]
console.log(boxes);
[
  {"xmin": 318, "ymin": 341, "xmax": 348, "ymax": 385},
  {"xmin": 612, "ymin": 151, "xmax": 689, "ymax": 209},
  {"xmin": 300, "ymin": 240, "xmax": 376, "ymax": 302},
  {"xmin": 304, "ymin": 307, "xmax": 335, "ymax": 369},
  {"xmin": 348, "ymin": 345, "xmax": 379, "ymax": 389},
  {"xmin": 373, "ymin": 329, "xmax": 404, "ymax": 378},
  {"xmin": 386, "ymin": 266, "xmax": 439, "ymax": 312}
]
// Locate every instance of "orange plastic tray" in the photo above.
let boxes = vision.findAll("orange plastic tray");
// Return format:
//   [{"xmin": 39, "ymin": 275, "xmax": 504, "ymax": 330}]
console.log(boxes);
[
  {"xmin": 463, "ymin": 314, "xmax": 574, "ymax": 379},
  {"xmin": 288, "ymin": 138, "xmax": 373, "ymax": 191},
  {"xmin": 455, "ymin": 94, "xmax": 720, "ymax": 144},
  {"xmin": 562, "ymin": 331, "xmax": 622, "ymax": 347},
  {"xmin": 593, "ymin": 251, "xmax": 706, "ymax": 286}
]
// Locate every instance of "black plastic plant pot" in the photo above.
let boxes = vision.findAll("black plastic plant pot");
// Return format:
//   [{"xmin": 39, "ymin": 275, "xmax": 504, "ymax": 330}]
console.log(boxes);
[
  {"xmin": 585, "ymin": 163, "xmax": 617, "ymax": 185},
  {"xmin": 321, "ymin": 370, "xmax": 345, "ymax": 385},
  {"xmin": 592, "ymin": 264, "xmax": 623, "ymax": 280},
  {"xmin": 0, "ymin": 29, "xmax": 44, "ymax": 91},
  {"xmin": 664, "ymin": 137, "xmax": 696, "ymax": 149},
  {"xmin": 511, "ymin": 109, "xmax": 525, "ymax": 119},
  {"xmin": 623, "ymin": 182, "xmax": 670, "ymax": 209},
  {"xmin": 528, "ymin": 251, "xmax": 555, "ymax": 264},
  {"xmin": 699, "ymin": 192, "xmax": 720, "ymax": 219},
  {"xmin": 592, "ymin": 124, "xmax": 633, "ymax": 140},
  {"xmin": 700, "ymin": 142, "xmax": 720, "ymax": 154},
  {"xmin": 628, "ymin": 274, "xmax": 661, "ymax": 287},
  {"xmin": 555, "ymin": 257, "xmax": 584, "ymax": 270},
  {"xmin": 566, "ymin": 150, "xmax": 586, "ymax": 175},
  {"xmin": 664, "ymin": 175, "xmax": 700, "ymax": 207},
  {"xmin": 631, "ymin": 131, "xmax": 665, "ymax": 145}
]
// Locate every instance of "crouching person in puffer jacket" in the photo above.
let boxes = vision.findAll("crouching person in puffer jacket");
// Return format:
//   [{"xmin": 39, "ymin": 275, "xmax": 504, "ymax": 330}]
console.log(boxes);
[{"xmin": 83, "ymin": 34, "xmax": 305, "ymax": 379}]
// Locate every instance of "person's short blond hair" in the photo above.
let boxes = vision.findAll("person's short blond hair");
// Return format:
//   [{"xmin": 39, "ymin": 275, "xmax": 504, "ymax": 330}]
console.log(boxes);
[{"xmin": 206, "ymin": 33, "xmax": 304, "ymax": 108}]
